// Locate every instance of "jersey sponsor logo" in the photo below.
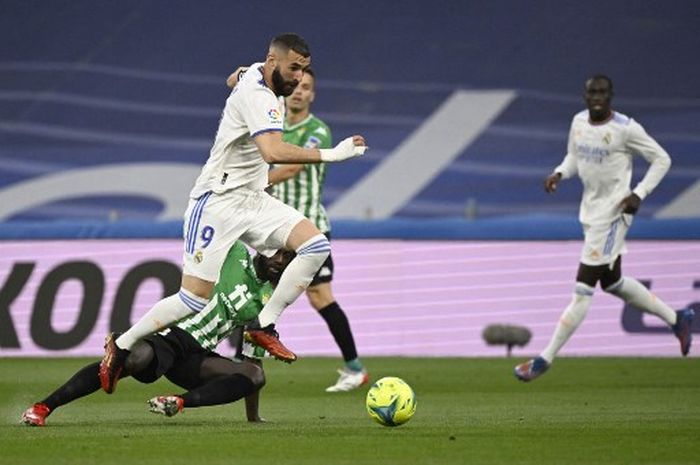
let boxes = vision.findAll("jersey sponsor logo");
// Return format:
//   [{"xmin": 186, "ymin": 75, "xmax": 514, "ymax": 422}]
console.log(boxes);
[
  {"xmin": 304, "ymin": 135, "xmax": 321, "ymax": 149},
  {"xmin": 576, "ymin": 143, "xmax": 609, "ymax": 163},
  {"xmin": 267, "ymin": 108, "xmax": 282, "ymax": 124},
  {"xmin": 218, "ymin": 283, "xmax": 254, "ymax": 314}
]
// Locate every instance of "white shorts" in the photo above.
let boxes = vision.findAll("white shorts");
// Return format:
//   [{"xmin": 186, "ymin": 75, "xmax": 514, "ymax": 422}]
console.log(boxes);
[
  {"xmin": 182, "ymin": 189, "xmax": 305, "ymax": 282},
  {"xmin": 580, "ymin": 214, "xmax": 633, "ymax": 267}
]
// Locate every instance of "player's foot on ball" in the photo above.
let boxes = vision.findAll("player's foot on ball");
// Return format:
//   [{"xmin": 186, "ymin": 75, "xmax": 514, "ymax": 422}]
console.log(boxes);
[
  {"xmin": 244, "ymin": 324, "xmax": 297, "ymax": 363},
  {"xmin": 99, "ymin": 332, "xmax": 130, "ymax": 394},
  {"xmin": 21, "ymin": 403, "xmax": 51, "ymax": 426},
  {"xmin": 326, "ymin": 368, "xmax": 369, "ymax": 392},
  {"xmin": 514, "ymin": 356, "xmax": 550, "ymax": 382},
  {"xmin": 672, "ymin": 308, "xmax": 695, "ymax": 356},
  {"xmin": 147, "ymin": 395, "xmax": 184, "ymax": 417}
]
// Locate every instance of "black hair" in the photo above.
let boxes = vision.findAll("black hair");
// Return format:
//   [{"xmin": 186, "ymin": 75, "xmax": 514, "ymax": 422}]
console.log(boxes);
[
  {"xmin": 270, "ymin": 33, "xmax": 310, "ymax": 58},
  {"xmin": 586, "ymin": 74, "xmax": 613, "ymax": 91},
  {"xmin": 304, "ymin": 67, "xmax": 315, "ymax": 79}
]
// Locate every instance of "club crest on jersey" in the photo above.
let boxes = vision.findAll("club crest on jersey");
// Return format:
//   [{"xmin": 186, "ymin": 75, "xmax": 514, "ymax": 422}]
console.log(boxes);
[
  {"xmin": 603, "ymin": 132, "xmax": 612, "ymax": 144},
  {"xmin": 267, "ymin": 108, "xmax": 282, "ymax": 124},
  {"xmin": 194, "ymin": 250, "xmax": 204, "ymax": 264},
  {"xmin": 304, "ymin": 135, "xmax": 321, "ymax": 149}
]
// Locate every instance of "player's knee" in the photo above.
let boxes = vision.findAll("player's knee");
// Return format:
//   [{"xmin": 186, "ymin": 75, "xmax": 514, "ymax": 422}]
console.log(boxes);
[
  {"xmin": 177, "ymin": 287, "xmax": 210, "ymax": 313},
  {"xmin": 603, "ymin": 277, "xmax": 624, "ymax": 296},
  {"xmin": 125, "ymin": 341, "xmax": 154, "ymax": 376},
  {"xmin": 306, "ymin": 285, "xmax": 334, "ymax": 310},
  {"xmin": 573, "ymin": 282, "xmax": 595, "ymax": 302},
  {"xmin": 296, "ymin": 233, "xmax": 330, "ymax": 258}
]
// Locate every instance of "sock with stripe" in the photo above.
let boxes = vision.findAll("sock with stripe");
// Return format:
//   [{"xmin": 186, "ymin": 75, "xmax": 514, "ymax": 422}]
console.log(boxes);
[
  {"xmin": 605, "ymin": 277, "xmax": 676, "ymax": 325},
  {"xmin": 116, "ymin": 289, "xmax": 207, "ymax": 350},
  {"xmin": 540, "ymin": 282, "xmax": 594, "ymax": 363},
  {"xmin": 257, "ymin": 234, "xmax": 330, "ymax": 327}
]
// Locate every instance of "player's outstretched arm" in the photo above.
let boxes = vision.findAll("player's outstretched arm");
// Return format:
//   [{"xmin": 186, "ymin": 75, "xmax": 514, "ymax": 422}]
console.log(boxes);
[
  {"xmin": 243, "ymin": 358, "xmax": 265, "ymax": 422},
  {"xmin": 320, "ymin": 135, "xmax": 367, "ymax": 162},
  {"xmin": 255, "ymin": 131, "xmax": 366, "ymax": 165}
]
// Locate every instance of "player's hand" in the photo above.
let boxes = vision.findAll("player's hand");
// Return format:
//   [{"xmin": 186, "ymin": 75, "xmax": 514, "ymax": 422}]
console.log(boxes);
[
  {"xmin": 319, "ymin": 135, "xmax": 368, "ymax": 162},
  {"xmin": 226, "ymin": 66, "xmax": 249, "ymax": 89},
  {"xmin": 351, "ymin": 135, "xmax": 367, "ymax": 147},
  {"xmin": 620, "ymin": 193, "xmax": 641, "ymax": 215},
  {"xmin": 544, "ymin": 172, "xmax": 562, "ymax": 193}
]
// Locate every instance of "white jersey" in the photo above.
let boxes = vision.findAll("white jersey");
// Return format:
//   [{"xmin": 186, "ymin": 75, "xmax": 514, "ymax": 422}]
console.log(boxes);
[
  {"xmin": 554, "ymin": 110, "xmax": 671, "ymax": 225},
  {"xmin": 190, "ymin": 63, "xmax": 284, "ymax": 199}
]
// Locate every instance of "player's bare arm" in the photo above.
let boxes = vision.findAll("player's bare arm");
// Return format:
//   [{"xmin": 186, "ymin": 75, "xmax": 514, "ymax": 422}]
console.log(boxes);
[
  {"xmin": 268, "ymin": 164, "xmax": 304, "ymax": 185},
  {"xmin": 254, "ymin": 131, "xmax": 366, "ymax": 164}
]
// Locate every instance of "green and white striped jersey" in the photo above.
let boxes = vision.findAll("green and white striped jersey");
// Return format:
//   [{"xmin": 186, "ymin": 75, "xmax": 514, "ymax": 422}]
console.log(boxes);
[
  {"xmin": 176, "ymin": 242, "xmax": 273, "ymax": 350},
  {"xmin": 274, "ymin": 114, "xmax": 332, "ymax": 233}
]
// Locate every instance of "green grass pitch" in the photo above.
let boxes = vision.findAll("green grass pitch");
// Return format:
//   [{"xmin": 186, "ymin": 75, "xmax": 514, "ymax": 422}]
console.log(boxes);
[{"xmin": 1, "ymin": 357, "xmax": 698, "ymax": 465}]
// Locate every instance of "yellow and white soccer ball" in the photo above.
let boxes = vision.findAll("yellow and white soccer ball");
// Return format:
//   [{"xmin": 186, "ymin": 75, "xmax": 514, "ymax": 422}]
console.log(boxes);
[{"xmin": 365, "ymin": 376, "xmax": 416, "ymax": 426}]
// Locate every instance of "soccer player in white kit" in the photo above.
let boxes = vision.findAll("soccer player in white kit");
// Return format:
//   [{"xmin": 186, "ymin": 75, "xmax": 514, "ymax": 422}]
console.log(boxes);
[
  {"xmin": 514, "ymin": 75, "xmax": 694, "ymax": 382},
  {"xmin": 99, "ymin": 33, "xmax": 367, "ymax": 394}
]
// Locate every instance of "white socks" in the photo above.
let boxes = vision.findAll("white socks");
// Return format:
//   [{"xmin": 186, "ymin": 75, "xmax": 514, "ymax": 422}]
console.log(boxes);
[
  {"xmin": 115, "ymin": 289, "xmax": 208, "ymax": 350},
  {"xmin": 257, "ymin": 234, "xmax": 330, "ymax": 327},
  {"xmin": 540, "ymin": 283, "xmax": 594, "ymax": 363},
  {"xmin": 605, "ymin": 277, "xmax": 676, "ymax": 325},
  {"xmin": 539, "ymin": 276, "xmax": 678, "ymax": 364}
]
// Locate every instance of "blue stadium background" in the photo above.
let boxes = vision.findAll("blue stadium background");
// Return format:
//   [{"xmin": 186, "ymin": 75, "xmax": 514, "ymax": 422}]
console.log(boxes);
[{"xmin": 1, "ymin": 0, "xmax": 699, "ymax": 232}]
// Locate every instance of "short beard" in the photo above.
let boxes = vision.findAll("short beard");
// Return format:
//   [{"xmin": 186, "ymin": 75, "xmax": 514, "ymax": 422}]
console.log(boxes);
[{"xmin": 272, "ymin": 67, "xmax": 298, "ymax": 97}]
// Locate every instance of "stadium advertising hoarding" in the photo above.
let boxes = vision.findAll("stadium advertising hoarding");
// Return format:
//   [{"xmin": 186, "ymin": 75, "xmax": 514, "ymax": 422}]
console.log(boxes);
[{"xmin": 0, "ymin": 239, "xmax": 698, "ymax": 358}]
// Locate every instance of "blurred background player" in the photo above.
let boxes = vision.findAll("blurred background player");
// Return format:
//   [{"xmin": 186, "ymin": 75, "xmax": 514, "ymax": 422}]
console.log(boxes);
[
  {"xmin": 268, "ymin": 68, "xmax": 368, "ymax": 392},
  {"xmin": 21, "ymin": 243, "xmax": 294, "ymax": 426},
  {"xmin": 99, "ymin": 33, "xmax": 368, "ymax": 394},
  {"xmin": 514, "ymin": 75, "xmax": 694, "ymax": 382}
]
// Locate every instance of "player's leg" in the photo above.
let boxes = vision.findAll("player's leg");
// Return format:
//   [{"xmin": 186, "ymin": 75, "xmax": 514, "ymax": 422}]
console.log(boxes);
[
  {"xmin": 516, "ymin": 220, "xmax": 628, "ymax": 381},
  {"xmin": 256, "ymin": 217, "xmax": 329, "ymax": 327},
  {"xmin": 21, "ymin": 342, "xmax": 158, "ymax": 426},
  {"xmin": 304, "ymin": 251, "xmax": 367, "ymax": 391},
  {"xmin": 602, "ymin": 257, "xmax": 694, "ymax": 355},
  {"xmin": 243, "ymin": 195, "xmax": 330, "ymax": 361},
  {"xmin": 514, "ymin": 262, "xmax": 601, "ymax": 382},
  {"xmin": 100, "ymin": 192, "xmax": 240, "ymax": 393},
  {"xmin": 148, "ymin": 355, "xmax": 265, "ymax": 418},
  {"xmin": 20, "ymin": 361, "xmax": 102, "ymax": 426}
]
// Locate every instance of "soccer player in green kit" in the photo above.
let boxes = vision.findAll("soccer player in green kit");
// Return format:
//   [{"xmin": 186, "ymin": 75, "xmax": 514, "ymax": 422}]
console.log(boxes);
[{"xmin": 21, "ymin": 243, "xmax": 293, "ymax": 426}]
